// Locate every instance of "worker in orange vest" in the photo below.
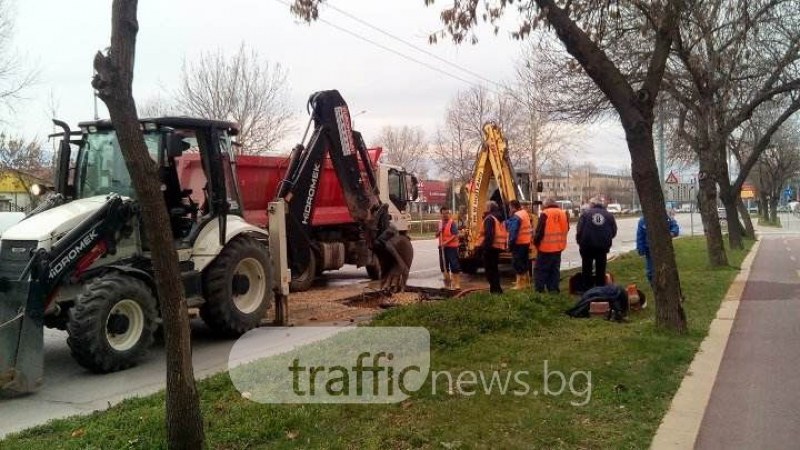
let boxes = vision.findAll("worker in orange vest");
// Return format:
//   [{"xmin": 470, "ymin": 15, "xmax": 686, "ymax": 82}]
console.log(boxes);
[
  {"xmin": 533, "ymin": 198, "xmax": 570, "ymax": 293},
  {"xmin": 478, "ymin": 200, "xmax": 508, "ymax": 294},
  {"xmin": 436, "ymin": 205, "xmax": 461, "ymax": 289},
  {"xmin": 506, "ymin": 200, "xmax": 534, "ymax": 289}
]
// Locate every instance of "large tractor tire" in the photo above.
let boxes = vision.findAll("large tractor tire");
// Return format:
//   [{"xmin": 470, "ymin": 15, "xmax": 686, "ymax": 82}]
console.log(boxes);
[
  {"xmin": 67, "ymin": 273, "xmax": 158, "ymax": 373},
  {"xmin": 289, "ymin": 249, "xmax": 316, "ymax": 292},
  {"xmin": 201, "ymin": 236, "xmax": 271, "ymax": 336}
]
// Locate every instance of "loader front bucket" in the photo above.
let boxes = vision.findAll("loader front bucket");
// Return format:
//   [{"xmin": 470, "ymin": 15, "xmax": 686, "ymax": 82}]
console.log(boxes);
[{"xmin": 0, "ymin": 281, "xmax": 44, "ymax": 397}]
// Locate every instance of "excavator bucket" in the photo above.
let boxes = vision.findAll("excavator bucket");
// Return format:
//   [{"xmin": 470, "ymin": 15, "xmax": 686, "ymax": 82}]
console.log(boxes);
[{"xmin": 0, "ymin": 280, "xmax": 44, "ymax": 396}]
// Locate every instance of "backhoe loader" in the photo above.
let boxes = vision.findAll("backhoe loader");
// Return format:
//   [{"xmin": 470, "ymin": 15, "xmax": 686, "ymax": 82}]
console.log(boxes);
[{"xmin": 458, "ymin": 122, "xmax": 536, "ymax": 273}]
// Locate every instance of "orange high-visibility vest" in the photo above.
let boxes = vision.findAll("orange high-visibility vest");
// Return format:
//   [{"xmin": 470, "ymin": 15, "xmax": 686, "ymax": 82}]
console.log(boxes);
[
  {"xmin": 478, "ymin": 215, "xmax": 508, "ymax": 250},
  {"xmin": 538, "ymin": 207, "xmax": 568, "ymax": 253},
  {"xmin": 439, "ymin": 219, "xmax": 459, "ymax": 248},
  {"xmin": 514, "ymin": 210, "xmax": 532, "ymax": 245}
]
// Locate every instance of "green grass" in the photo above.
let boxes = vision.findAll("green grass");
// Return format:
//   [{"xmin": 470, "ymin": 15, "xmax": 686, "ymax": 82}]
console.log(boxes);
[{"xmin": 3, "ymin": 237, "xmax": 753, "ymax": 449}]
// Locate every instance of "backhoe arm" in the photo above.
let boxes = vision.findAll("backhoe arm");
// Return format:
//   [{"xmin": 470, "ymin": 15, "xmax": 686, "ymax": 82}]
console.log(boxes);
[{"xmin": 276, "ymin": 90, "xmax": 412, "ymax": 291}]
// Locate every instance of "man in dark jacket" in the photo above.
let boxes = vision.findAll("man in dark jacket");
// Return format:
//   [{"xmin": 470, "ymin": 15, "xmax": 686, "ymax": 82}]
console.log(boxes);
[
  {"xmin": 576, "ymin": 197, "xmax": 617, "ymax": 288},
  {"xmin": 481, "ymin": 200, "xmax": 506, "ymax": 294}
]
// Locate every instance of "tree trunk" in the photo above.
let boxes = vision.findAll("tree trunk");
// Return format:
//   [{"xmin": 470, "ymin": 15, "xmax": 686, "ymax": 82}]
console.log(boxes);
[
  {"xmin": 696, "ymin": 149, "xmax": 728, "ymax": 266},
  {"xmin": 737, "ymin": 198, "xmax": 755, "ymax": 239},
  {"xmin": 770, "ymin": 197, "xmax": 779, "ymax": 225},
  {"xmin": 718, "ymin": 185, "xmax": 743, "ymax": 250},
  {"xmin": 92, "ymin": 1, "xmax": 204, "ymax": 448},
  {"xmin": 759, "ymin": 192, "xmax": 769, "ymax": 221},
  {"xmin": 627, "ymin": 121, "xmax": 687, "ymax": 333}
]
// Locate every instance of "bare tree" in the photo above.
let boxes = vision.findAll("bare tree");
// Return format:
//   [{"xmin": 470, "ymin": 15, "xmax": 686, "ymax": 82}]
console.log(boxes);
[
  {"xmin": 0, "ymin": 0, "xmax": 35, "ymax": 116},
  {"xmin": 511, "ymin": 41, "xmax": 580, "ymax": 195},
  {"xmin": 433, "ymin": 85, "xmax": 523, "ymax": 182},
  {"xmin": 138, "ymin": 93, "xmax": 178, "ymax": 117},
  {"xmin": 373, "ymin": 125, "xmax": 427, "ymax": 175},
  {"xmin": 176, "ymin": 44, "xmax": 293, "ymax": 154},
  {"xmin": 751, "ymin": 128, "xmax": 800, "ymax": 224},
  {"xmin": 668, "ymin": 0, "xmax": 800, "ymax": 260},
  {"xmin": 92, "ymin": 0, "xmax": 204, "ymax": 447}
]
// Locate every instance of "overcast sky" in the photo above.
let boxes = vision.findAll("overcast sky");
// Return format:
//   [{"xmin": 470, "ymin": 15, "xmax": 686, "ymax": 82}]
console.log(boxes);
[{"xmin": 9, "ymin": 0, "xmax": 631, "ymax": 175}]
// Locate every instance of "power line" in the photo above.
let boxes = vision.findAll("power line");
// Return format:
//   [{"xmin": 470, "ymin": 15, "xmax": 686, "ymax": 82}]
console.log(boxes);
[
  {"xmin": 272, "ymin": 0, "xmax": 499, "ymax": 92},
  {"xmin": 322, "ymin": 2, "xmax": 505, "ymax": 90}
]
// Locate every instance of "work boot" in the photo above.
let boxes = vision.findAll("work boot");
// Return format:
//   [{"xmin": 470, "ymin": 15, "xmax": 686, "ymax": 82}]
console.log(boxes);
[
  {"xmin": 443, "ymin": 272, "xmax": 451, "ymax": 289},
  {"xmin": 513, "ymin": 274, "xmax": 523, "ymax": 290},
  {"xmin": 522, "ymin": 273, "xmax": 532, "ymax": 289},
  {"xmin": 451, "ymin": 273, "xmax": 461, "ymax": 290}
]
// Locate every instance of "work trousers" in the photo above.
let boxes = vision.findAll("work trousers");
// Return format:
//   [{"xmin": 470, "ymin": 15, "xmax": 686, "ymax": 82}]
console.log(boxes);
[
  {"xmin": 534, "ymin": 251, "xmax": 561, "ymax": 293},
  {"xmin": 580, "ymin": 247, "xmax": 608, "ymax": 289},
  {"xmin": 511, "ymin": 244, "xmax": 530, "ymax": 275},
  {"xmin": 483, "ymin": 247, "xmax": 503, "ymax": 294}
]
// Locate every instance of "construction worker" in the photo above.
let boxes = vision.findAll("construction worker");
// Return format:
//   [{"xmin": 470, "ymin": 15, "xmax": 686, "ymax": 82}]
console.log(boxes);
[
  {"xmin": 576, "ymin": 197, "xmax": 617, "ymax": 289},
  {"xmin": 436, "ymin": 206, "xmax": 461, "ymax": 289},
  {"xmin": 506, "ymin": 200, "xmax": 533, "ymax": 289},
  {"xmin": 533, "ymin": 198, "xmax": 569, "ymax": 293},
  {"xmin": 478, "ymin": 200, "xmax": 507, "ymax": 294}
]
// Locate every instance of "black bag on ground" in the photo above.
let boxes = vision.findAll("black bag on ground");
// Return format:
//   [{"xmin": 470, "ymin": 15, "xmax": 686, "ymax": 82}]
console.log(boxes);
[{"xmin": 566, "ymin": 284, "xmax": 629, "ymax": 321}]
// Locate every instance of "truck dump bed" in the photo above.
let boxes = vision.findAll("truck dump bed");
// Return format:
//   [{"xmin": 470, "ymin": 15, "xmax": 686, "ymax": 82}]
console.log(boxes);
[{"xmin": 176, "ymin": 148, "xmax": 382, "ymax": 228}]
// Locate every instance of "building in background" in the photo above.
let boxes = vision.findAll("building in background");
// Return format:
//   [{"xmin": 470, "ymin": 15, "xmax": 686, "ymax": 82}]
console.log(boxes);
[
  {"xmin": 539, "ymin": 169, "xmax": 637, "ymax": 209},
  {"xmin": 0, "ymin": 170, "xmax": 51, "ymax": 211}
]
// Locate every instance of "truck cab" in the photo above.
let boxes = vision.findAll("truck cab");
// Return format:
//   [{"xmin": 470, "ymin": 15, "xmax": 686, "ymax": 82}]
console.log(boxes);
[{"xmin": 379, "ymin": 163, "xmax": 418, "ymax": 233}]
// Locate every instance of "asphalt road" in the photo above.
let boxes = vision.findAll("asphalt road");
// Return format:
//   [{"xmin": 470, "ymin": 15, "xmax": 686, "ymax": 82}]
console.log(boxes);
[
  {"xmin": 0, "ymin": 214, "xmax": 690, "ymax": 438},
  {"xmin": 695, "ymin": 235, "xmax": 800, "ymax": 449}
]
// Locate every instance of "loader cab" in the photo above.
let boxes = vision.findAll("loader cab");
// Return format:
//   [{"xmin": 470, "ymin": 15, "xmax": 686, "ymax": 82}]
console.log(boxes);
[{"xmin": 54, "ymin": 117, "xmax": 243, "ymax": 244}]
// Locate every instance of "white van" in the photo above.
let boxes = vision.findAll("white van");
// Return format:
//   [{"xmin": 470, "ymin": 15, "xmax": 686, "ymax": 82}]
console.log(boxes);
[{"xmin": 607, "ymin": 203, "xmax": 622, "ymax": 214}]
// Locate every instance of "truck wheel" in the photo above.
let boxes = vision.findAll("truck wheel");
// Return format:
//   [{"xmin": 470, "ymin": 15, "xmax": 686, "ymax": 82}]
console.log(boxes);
[
  {"xmin": 67, "ymin": 273, "xmax": 158, "ymax": 373},
  {"xmin": 289, "ymin": 249, "xmax": 316, "ymax": 292},
  {"xmin": 366, "ymin": 260, "xmax": 381, "ymax": 280},
  {"xmin": 201, "ymin": 236, "xmax": 272, "ymax": 336}
]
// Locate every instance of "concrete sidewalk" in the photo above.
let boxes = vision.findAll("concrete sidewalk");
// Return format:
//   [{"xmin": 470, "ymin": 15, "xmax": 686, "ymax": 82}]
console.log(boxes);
[{"xmin": 653, "ymin": 234, "xmax": 800, "ymax": 449}]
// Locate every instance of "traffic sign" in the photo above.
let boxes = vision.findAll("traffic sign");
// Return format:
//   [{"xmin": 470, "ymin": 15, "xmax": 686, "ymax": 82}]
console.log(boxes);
[{"xmin": 665, "ymin": 171, "xmax": 679, "ymax": 184}]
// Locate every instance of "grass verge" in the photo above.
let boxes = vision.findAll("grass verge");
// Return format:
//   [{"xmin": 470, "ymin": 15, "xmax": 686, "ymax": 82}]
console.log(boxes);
[{"xmin": 3, "ymin": 237, "xmax": 753, "ymax": 449}]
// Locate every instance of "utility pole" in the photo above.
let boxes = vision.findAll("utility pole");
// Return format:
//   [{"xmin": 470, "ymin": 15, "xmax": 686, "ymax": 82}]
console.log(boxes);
[{"xmin": 93, "ymin": 91, "xmax": 99, "ymax": 120}]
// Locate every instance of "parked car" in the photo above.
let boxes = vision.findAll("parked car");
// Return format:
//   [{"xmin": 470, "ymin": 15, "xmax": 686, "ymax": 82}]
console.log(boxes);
[
  {"xmin": 717, "ymin": 207, "xmax": 727, "ymax": 220},
  {"xmin": 607, "ymin": 203, "xmax": 622, "ymax": 214}
]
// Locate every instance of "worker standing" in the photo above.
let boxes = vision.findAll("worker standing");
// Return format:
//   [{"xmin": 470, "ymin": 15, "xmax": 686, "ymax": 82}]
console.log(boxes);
[
  {"xmin": 506, "ymin": 200, "xmax": 533, "ymax": 289},
  {"xmin": 576, "ymin": 197, "xmax": 617, "ymax": 289},
  {"xmin": 636, "ymin": 211, "xmax": 679, "ymax": 284},
  {"xmin": 436, "ymin": 206, "xmax": 461, "ymax": 289},
  {"xmin": 479, "ymin": 200, "xmax": 507, "ymax": 294},
  {"xmin": 533, "ymin": 198, "xmax": 569, "ymax": 293}
]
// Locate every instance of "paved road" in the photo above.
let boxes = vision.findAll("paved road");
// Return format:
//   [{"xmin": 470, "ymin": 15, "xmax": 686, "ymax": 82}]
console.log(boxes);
[{"xmin": 695, "ymin": 235, "xmax": 800, "ymax": 449}]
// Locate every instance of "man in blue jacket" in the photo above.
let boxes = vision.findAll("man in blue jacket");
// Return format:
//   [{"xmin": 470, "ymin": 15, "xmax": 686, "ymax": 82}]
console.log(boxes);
[{"xmin": 636, "ymin": 212, "xmax": 680, "ymax": 284}]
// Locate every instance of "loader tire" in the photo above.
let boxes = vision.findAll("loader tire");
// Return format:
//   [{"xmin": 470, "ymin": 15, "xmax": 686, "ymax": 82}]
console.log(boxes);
[
  {"xmin": 201, "ymin": 236, "xmax": 271, "ymax": 336},
  {"xmin": 67, "ymin": 273, "xmax": 158, "ymax": 373},
  {"xmin": 289, "ymin": 249, "xmax": 316, "ymax": 292}
]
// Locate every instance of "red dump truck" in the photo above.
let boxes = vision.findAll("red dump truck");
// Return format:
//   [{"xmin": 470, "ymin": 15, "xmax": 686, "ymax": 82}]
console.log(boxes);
[{"xmin": 176, "ymin": 148, "xmax": 417, "ymax": 291}]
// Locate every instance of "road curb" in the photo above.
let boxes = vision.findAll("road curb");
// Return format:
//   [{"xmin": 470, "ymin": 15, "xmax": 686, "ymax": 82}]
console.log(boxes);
[{"xmin": 650, "ymin": 238, "xmax": 761, "ymax": 450}]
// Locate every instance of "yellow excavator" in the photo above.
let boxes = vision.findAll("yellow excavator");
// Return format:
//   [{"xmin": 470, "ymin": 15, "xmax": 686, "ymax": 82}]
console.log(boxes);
[{"xmin": 458, "ymin": 122, "xmax": 538, "ymax": 274}]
